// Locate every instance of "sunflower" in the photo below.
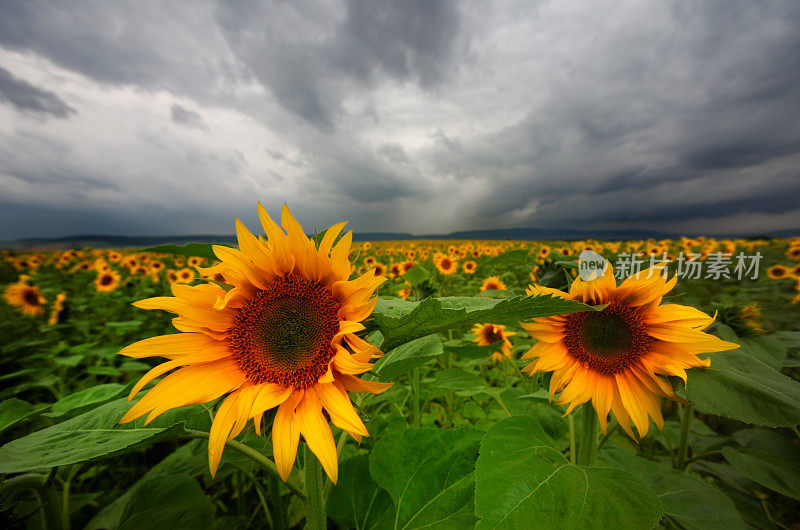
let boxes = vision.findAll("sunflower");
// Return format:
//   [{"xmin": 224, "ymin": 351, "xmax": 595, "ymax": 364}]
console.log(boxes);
[
  {"xmin": 398, "ymin": 288, "xmax": 412, "ymax": 300},
  {"xmin": 187, "ymin": 256, "xmax": 205, "ymax": 268},
  {"xmin": 95, "ymin": 270, "xmax": 121, "ymax": 292},
  {"xmin": 767, "ymin": 264, "xmax": 789, "ymax": 279},
  {"xmin": 520, "ymin": 263, "xmax": 737, "ymax": 438},
  {"xmin": 480, "ymin": 276, "xmax": 507, "ymax": 292},
  {"xmin": 119, "ymin": 204, "xmax": 391, "ymax": 483},
  {"xmin": 472, "ymin": 323, "xmax": 516, "ymax": 362},
  {"xmin": 786, "ymin": 246, "xmax": 800, "ymax": 260},
  {"xmin": 176, "ymin": 267, "xmax": 196, "ymax": 283},
  {"xmin": 4, "ymin": 281, "xmax": 47, "ymax": 316},
  {"xmin": 463, "ymin": 260, "xmax": 477, "ymax": 274},
  {"xmin": 434, "ymin": 254, "xmax": 458, "ymax": 275}
]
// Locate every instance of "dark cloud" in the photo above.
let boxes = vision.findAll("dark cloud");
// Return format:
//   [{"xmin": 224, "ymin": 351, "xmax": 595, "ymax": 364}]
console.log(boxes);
[
  {"xmin": 215, "ymin": 0, "xmax": 462, "ymax": 129},
  {"xmin": 1, "ymin": 0, "xmax": 799, "ymax": 239},
  {"xmin": 0, "ymin": 66, "xmax": 75, "ymax": 117},
  {"xmin": 170, "ymin": 104, "xmax": 209, "ymax": 130}
]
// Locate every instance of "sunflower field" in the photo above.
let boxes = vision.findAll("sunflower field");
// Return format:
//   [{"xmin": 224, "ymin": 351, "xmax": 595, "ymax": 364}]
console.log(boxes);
[{"xmin": 1, "ymin": 205, "xmax": 800, "ymax": 529}]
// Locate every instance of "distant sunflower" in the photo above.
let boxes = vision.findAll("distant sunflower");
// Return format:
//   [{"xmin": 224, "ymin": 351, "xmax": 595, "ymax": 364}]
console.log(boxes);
[
  {"xmin": 398, "ymin": 288, "xmax": 412, "ymax": 300},
  {"xmin": 480, "ymin": 276, "xmax": 507, "ymax": 292},
  {"xmin": 538, "ymin": 246, "xmax": 551, "ymax": 259},
  {"xmin": 434, "ymin": 254, "xmax": 458, "ymax": 275},
  {"xmin": 521, "ymin": 263, "xmax": 738, "ymax": 438},
  {"xmin": 176, "ymin": 267, "xmax": 196, "ymax": 284},
  {"xmin": 787, "ymin": 246, "xmax": 800, "ymax": 260},
  {"xmin": 4, "ymin": 281, "xmax": 47, "ymax": 316},
  {"xmin": 472, "ymin": 323, "xmax": 516, "ymax": 362},
  {"xmin": 119, "ymin": 204, "xmax": 391, "ymax": 483},
  {"xmin": 768, "ymin": 265, "xmax": 789, "ymax": 279},
  {"xmin": 166, "ymin": 269, "xmax": 179, "ymax": 283},
  {"xmin": 463, "ymin": 260, "xmax": 477, "ymax": 274},
  {"xmin": 187, "ymin": 256, "xmax": 205, "ymax": 268},
  {"xmin": 95, "ymin": 270, "xmax": 121, "ymax": 292}
]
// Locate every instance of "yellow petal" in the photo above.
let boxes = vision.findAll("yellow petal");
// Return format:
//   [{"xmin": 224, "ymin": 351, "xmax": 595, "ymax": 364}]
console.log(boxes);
[
  {"xmin": 272, "ymin": 390, "xmax": 304, "ymax": 481},
  {"xmin": 297, "ymin": 387, "xmax": 339, "ymax": 483}
]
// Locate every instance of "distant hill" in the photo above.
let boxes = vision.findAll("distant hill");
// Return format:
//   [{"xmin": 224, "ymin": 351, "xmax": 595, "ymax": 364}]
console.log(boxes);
[{"xmin": 1, "ymin": 226, "xmax": 797, "ymax": 251}]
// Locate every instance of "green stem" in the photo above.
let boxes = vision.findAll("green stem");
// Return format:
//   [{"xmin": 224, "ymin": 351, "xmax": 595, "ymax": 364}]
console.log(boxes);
[
  {"xmin": 268, "ymin": 474, "xmax": 286, "ymax": 530},
  {"xmin": 576, "ymin": 405, "xmax": 598, "ymax": 466},
  {"xmin": 0, "ymin": 474, "xmax": 63, "ymax": 530},
  {"xmin": 411, "ymin": 368, "xmax": 421, "ymax": 426},
  {"xmin": 676, "ymin": 404, "xmax": 692, "ymax": 469},
  {"xmin": 568, "ymin": 411, "xmax": 576, "ymax": 465},
  {"xmin": 597, "ymin": 421, "xmax": 618, "ymax": 451},
  {"xmin": 183, "ymin": 429, "xmax": 305, "ymax": 499},
  {"xmin": 304, "ymin": 445, "xmax": 327, "ymax": 530}
]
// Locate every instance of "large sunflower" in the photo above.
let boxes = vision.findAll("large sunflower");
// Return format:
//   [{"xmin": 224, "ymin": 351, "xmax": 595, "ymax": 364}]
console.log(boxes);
[
  {"xmin": 521, "ymin": 264, "xmax": 737, "ymax": 438},
  {"xmin": 119, "ymin": 204, "xmax": 391, "ymax": 482}
]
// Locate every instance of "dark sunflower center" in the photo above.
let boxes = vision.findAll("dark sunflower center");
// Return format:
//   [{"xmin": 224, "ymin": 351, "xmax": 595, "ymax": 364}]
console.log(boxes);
[
  {"xmin": 228, "ymin": 275, "xmax": 340, "ymax": 389},
  {"xmin": 23, "ymin": 289, "xmax": 40, "ymax": 306},
  {"xmin": 579, "ymin": 312, "xmax": 631, "ymax": 357},
  {"xmin": 563, "ymin": 301, "xmax": 650, "ymax": 375},
  {"xmin": 100, "ymin": 275, "xmax": 113, "ymax": 286}
]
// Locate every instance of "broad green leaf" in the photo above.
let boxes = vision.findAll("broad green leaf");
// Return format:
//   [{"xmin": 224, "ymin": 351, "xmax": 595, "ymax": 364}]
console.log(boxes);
[
  {"xmin": 402, "ymin": 265, "xmax": 429, "ymax": 286},
  {"xmin": 370, "ymin": 427, "xmax": 482, "ymax": 530},
  {"xmin": 86, "ymin": 440, "xmax": 210, "ymax": 529},
  {"xmin": 684, "ymin": 347, "xmax": 800, "ymax": 427},
  {"xmin": 43, "ymin": 383, "xmax": 129, "ymax": 419},
  {"xmin": 602, "ymin": 448, "xmax": 745, "ymax": 529},
  {"xmin": 374, "ymin": 335, "xmax": 443, "ymax": 381},
  {"xmin": 716, "ymin": 325, "xmax": 786, "ymax": 369},
  {"xmin": 328, "ymin": 454, "xmax": 393, "ymax": 530},
  {"xmin": 722, "ymin": 429, "xmax": 800, "ymax": 501},
  {"xmin": 86, "ymin": 474, "xmax": 214, "ymax": 530},
  {"xmin": 373, "ymin": 295, "xmax": 591, "ymax": 351},
  {"xmin": 0, "ymin": 397, "xmax": 210, "ymax": 473},
  {"xmin": 475, "ymin": 415, "xmax": 662, "ymax": 529},
  {"xmin": 433, "ymin": 369, "xmax": 486, "ymax": 392},
  {"xmin": 481, "ymin": 248, "xmax": 530, "ymax": 268},
  {"xmin": 0, "ymin": 398, "xmax": 48, "ymax": 435}
]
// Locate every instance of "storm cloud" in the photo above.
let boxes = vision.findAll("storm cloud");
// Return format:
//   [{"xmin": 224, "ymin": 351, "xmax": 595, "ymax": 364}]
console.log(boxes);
[{"xmin": 0, "ymin": 0, "xmax": 798, "ymax": 240}]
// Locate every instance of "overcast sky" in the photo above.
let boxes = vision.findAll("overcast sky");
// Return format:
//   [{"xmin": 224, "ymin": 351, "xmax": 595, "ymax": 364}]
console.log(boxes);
[{"xmin": 1, "ymin": 0, "xmax": 799, "ymax": 240}]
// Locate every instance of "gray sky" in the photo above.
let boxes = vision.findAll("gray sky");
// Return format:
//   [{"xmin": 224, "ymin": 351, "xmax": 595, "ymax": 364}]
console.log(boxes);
[{"xmin": 1, "ymin": 0, "xmax": 799, "ymax": 240}]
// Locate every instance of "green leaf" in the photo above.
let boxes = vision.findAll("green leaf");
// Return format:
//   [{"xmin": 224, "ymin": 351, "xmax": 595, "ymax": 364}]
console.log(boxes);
[
  {"xmin": 43, "ymin": 383, "xmax": 129, "ymax": 419},
  {"xmin": 433, "ymin": 369, "xmax": 486, "ymax": 392},
  {"xmin": 481, "ymin": 248, "xmax": 530, "ymax": 269},
  {"xmin": 475, "ymin": 415, "xmax": 662, "ymax": 529},
  {"xmin": 86, "ymin": 474, "xmax": 214, "ymax": 530},
  {"xmin": 684, "ymin": 347, "xmax": 800, "ymax": 427},
  {"xmin": 370, "ymin": 427, "xmax": 482, "ymax": 530},
  {"xmin": 402, "ymin": 265, "xmax": 430, "ymax": 286},
  {"xmin": 328, "ymin": 454, "xmax": 393, "ymax": 530},
  {"xmin": 0, "ymin": 398, "xmax": 48, "ymax": 435},
  {"xmin": 722, "ymin": 429, "xmax": 800, "ymax": 501},
  {"xmin": 601, "ymin": 448, "xmax": 745, "ymax": 529},
  {"xmin": 86, "ymin": 440, "xmax": 210, "ymax": 529},
  {"xmin": 374, "ymin": 335, "xmax": 443, "ymax": 382},
  {"xmin": 373, "ymin": 295, "xmax": 591, "ymax": 351},
  {"xmin": 716, "ymin": 325, "xmax": 786, "ymax": 369},
  {"xmin": 0, "ymin": 397, "xmax": 209, "ymax": 473}
]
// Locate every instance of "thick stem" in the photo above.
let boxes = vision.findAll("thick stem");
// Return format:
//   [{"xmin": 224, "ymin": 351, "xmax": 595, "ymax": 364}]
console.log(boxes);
[
  {"xmin": 676, "ymin": 404, "xmax": 693, "ymax": 469},
  {"xmin": 568, "ymin": 412, "xmax": 577, "ymax": 465},
  {"xmin": 304, "ymin": 445, "xmax": 327, "ymax": 530},
  {"xmin": 576, "ymin": 405, "xmax": 598, "ymax": 466}
]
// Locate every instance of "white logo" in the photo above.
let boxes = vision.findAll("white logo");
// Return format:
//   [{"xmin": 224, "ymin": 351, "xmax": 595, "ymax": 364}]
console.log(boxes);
[{"xmin": 578, "ymin": 250, "xmax": 608, "ymax": 281}]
